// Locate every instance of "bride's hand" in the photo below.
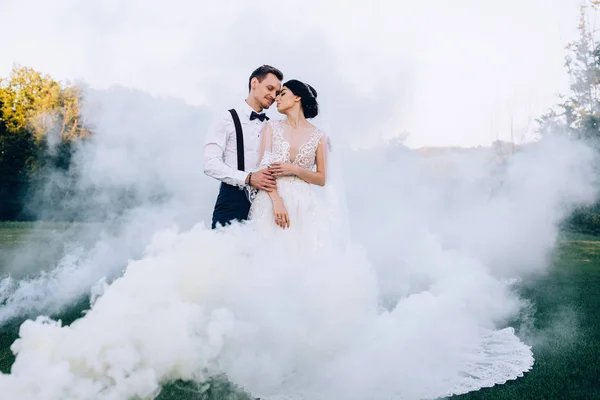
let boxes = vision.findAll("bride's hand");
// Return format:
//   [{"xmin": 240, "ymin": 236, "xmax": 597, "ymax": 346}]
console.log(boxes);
[
  {"xmin": 272, "ymin": 198, "xmax": 290, "ymax": 229},
  {"xmin": 270, "ymin": 162, "xmax": 298, "ymax": 177}
]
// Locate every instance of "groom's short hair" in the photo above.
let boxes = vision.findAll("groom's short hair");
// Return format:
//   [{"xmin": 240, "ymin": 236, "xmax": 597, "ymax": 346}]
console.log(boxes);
[{"xmin": 249, "ymin": 65, "xmax": 284, "ymax": 91}]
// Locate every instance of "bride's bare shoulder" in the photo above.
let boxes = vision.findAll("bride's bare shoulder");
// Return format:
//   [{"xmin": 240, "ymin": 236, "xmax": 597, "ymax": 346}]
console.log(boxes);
[
  {"xmin": 305, "ymin": 122, "xmax": 323, "ymax": 134},
  {"xmin": 311, "ymin": 123, "xmax": 326, "ymax": 136}
]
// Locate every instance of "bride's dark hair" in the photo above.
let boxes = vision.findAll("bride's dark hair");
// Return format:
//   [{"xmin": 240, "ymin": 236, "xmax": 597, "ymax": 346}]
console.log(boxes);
[{"xmin": 283, "ymin": 80, "xmax": 319, "ymax": 119}]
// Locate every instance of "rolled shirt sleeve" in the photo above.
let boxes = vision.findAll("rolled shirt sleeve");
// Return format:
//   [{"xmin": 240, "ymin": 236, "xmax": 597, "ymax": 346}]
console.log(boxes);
[{"xmin": 203, "ymin": 111, "xmax": 249, "ymax": 188}]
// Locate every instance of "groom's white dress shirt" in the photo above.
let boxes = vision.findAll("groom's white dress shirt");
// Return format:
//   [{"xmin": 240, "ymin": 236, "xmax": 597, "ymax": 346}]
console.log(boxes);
[{"xmin": 203, "ymin": 101, "xmax": 267, "ymax": 188}]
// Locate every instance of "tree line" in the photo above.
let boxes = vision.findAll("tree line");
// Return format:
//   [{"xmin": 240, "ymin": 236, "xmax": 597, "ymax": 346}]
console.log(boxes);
[
  {"xmin": 0, "ymin": 65, "xmax": 91, "ymax": 220},
  {"xmin": 538, "ymin": 2, "xmax": 600, "ymax": 234}
]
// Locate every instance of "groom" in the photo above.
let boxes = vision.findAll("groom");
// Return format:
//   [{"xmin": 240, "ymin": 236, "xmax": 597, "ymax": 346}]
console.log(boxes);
[{"xmin": 203, "ymin": 65, "xmax": 282, "ymax": 229}]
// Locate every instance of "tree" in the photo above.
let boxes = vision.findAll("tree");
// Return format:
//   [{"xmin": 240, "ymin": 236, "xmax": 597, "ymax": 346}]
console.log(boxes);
[
  {"xmin": 0, "ymin": 65, "xmax": 89, "ymax": 220},
  {"xmin": 0, "ymin": 65, "xmax": 89, "ymax": 142},
  {"xmin": 0, "ymin": 66, "xmax": 60, "ymax": 138},
  {"xmin": 538, "ymin": 2, "xmax": 600, "ymax": 142},
  {"xmin": 539, "ymin": 1, "xmax": 600, "ymax": 234}
]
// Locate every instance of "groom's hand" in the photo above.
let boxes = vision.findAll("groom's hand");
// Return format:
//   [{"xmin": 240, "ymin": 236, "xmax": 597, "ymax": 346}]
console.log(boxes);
[{"xmin": 248, "ymin": 168, "xmax": 276, "ymax": 191}]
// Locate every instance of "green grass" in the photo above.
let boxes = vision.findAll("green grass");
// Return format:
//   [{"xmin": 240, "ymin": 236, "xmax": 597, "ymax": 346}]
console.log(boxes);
[
  {"xmin": 0, "ymin": 223, "xmax": 599, "ymax": 399},
  {"xmin": 0, "ymin": 221, "xmax": 107, "ymax": 280},
  {"xmin": 0, "ymin": 221, "xmax": 39, "ymax": 248},
  {"xmin": 0, "ymin": 221, "xmax": 74, "ymax": 265},
  {"xmin": 454, "ymin": 232, "xmax": 600, "ymax": 400},
  {"xmin": 0, "ymin": 221, "xmax": 50, "ymax": 274}
]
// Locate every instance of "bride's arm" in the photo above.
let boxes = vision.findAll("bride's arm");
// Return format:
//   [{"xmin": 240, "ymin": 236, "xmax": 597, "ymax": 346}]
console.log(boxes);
[
  {"xmin": 267, "ymin": 188, "xmax": 290, "ymax": 228},
  {"xmin": 249, "ymin": 123, "xmax": 277, "ymax": 191},
  {"xmin": 272, "ymin": 137, "xmax": 327, "ymax": 186},
  {"xmin": 257, "ymin": 122, "xmax": 290, "ymax": 228}
]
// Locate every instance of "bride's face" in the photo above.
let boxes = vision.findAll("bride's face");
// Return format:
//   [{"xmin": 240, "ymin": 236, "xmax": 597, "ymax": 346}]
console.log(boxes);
[{"xmin": 276, "ymin": 87, "xmax": 300, "ymax": 114}]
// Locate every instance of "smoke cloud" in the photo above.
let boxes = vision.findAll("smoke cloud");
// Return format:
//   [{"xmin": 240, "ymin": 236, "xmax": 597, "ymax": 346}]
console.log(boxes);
[{"xmin": 0, "ymin": 1, "xmax": 597, "ymax": 399}]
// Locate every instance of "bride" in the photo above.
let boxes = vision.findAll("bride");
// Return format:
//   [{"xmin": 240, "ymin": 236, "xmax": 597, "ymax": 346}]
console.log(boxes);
[
  {"xmin": 231, "ymin": 79, "xmax": 535, "ymax": 398},
  {"xmin": 245, "ymin": 79, "xmax": 334, "ymax": 252},
  {"xmin": 0, "ymin": 80, "xmax": 534, "ymax": 400}
]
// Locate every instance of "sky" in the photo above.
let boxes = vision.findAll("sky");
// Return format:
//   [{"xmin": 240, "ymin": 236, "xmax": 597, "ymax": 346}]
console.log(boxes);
[{"xmin": 0, "ymin": 0, "xmax": 591, "ymax": 148}]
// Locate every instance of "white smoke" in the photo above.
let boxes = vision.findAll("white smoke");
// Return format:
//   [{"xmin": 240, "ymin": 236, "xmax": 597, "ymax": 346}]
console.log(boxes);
[
  {"xmin": 0, "ymin": 0, "xmax": 579, "ymax": 147},
  {"xmin": 0, "ymin": 93, "xmax": 596, "ymax": 399},
  {"xmin": 0, "ymin": 0, "xmax": 597, "ymax": 399}
]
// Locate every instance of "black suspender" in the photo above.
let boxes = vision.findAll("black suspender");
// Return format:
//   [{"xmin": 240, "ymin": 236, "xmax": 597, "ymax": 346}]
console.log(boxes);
[{"xmin": 228, "ymin": 109, "xmax": 245, "ymax": 171}]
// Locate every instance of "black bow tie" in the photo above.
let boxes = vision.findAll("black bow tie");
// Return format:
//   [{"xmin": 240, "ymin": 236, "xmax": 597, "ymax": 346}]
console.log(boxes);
[{"xmin": 250, "ymin": 111, "xmax": 269, "ymax": 122}]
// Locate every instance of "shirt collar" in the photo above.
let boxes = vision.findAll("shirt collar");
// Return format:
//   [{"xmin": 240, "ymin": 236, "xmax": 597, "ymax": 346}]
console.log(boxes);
[{"xmin": 240, "ymin": 100, "xmax": 261, "ymax": 120}]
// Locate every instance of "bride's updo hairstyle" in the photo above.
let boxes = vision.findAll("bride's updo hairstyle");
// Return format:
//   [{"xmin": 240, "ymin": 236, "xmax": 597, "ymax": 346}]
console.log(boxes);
[{"xmin": 283, "ymin": 79, "xmax": 319, "ymax": 119}]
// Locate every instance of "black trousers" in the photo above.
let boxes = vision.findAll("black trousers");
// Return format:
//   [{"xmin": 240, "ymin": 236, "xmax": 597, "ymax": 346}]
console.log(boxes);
[{"xmin": 211, "ymin": 182, "xmax": 251, "ymax": 229}]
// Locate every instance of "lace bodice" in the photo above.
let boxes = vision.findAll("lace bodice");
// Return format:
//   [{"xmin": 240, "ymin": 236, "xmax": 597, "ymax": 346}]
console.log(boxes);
[{"xmin": 258, "ymin": 120, "xmax": 323, "ymax": 171}]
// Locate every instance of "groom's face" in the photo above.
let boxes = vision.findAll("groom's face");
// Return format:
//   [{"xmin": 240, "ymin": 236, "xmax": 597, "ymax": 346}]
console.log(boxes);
[{"xmin": 253, "ymin": 73, "xmax": 282, "ymax": 110}]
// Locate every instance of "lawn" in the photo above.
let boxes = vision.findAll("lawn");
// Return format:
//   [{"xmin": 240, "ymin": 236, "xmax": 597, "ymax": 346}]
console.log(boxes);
[{"xmin": 454, "ymin": 232, "xmax": 600, "ymax": 400}]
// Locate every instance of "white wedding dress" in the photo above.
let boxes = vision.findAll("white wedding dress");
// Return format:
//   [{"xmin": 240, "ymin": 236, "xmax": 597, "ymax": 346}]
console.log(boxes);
[
  {"xmin": 235, "ymin": 120, "xmax": 535, "ymax": 399},
  {"xmin": 247, "ymin": 120, "xmax": 331, "ymax": 252},
  {"xmin": 0, "ymin": 120, "xmax": 534, "ymax": 400}
]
